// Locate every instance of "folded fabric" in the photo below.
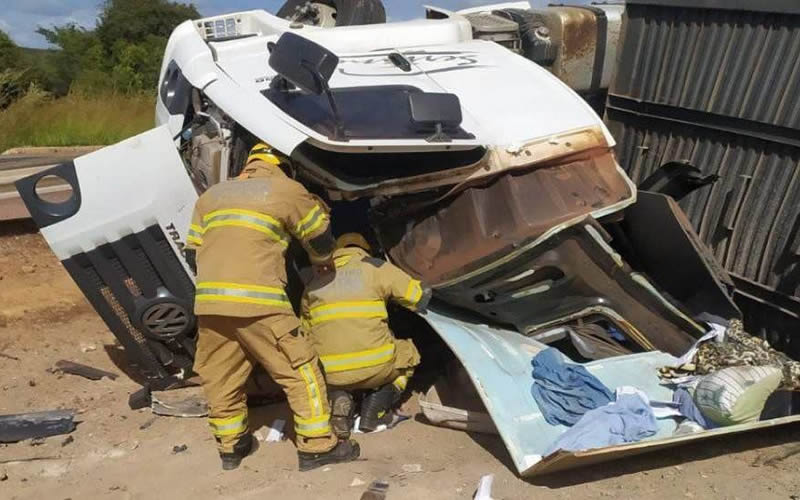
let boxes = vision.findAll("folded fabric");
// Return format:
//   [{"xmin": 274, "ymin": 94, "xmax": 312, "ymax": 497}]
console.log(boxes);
[
  {"xmin": 546, "ymin": 392, "xmax": 658, "ymax": 454},
  {"xmin": 673, "ymin": 387, "xmax": 717, "ymax": 429},
  {"xmin": 531, "ymin": 348, "xmax": 614, "ymax": 427}
]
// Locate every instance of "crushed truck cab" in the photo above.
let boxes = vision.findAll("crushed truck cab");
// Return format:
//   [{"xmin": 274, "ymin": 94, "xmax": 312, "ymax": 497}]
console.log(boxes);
[{"xmin": 16, "ymin": 2, "xmax": 799, "ymax": 478}]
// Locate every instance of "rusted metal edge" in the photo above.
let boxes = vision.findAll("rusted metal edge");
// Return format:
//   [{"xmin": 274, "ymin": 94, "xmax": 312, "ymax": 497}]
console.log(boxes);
[
  {"xmin": 300, "ymin": 126, "xmax": 610, "ymax": 200},
  {"xmin": 435, "ymin": 161, "xmax": 637, "ymax": 288},
  {"xmin": 524, "ymin": 413, "xmax": 800, "ymax": 477}
]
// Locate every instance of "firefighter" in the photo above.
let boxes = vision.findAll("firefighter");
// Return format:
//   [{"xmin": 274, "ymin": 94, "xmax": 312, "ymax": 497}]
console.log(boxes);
[
  {"xmin": 186, "ymin": 143, "xmax": 360, "ymax": 471},
  {"xmin": 301, "ymin": 233, "xmax": 432, "ymax": 435}
]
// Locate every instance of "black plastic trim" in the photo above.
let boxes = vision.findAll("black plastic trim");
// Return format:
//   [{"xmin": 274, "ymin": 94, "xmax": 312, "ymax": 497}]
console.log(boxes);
[
  {"xmin": 60, "ymin": 224, "xmax": 196, "ymax": 381},
  {"xmin": 15, "ymin": 161, "xmax": 82, "ymax": 228}
]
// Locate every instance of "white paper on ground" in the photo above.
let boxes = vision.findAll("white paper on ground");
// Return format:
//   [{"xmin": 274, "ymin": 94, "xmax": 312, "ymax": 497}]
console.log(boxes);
[{"xmin": 266, "ymin": 419, "xmax": 286, "ymax": 442}]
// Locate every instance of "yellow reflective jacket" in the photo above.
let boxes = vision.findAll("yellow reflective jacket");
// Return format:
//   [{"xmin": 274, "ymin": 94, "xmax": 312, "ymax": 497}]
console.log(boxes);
[
  {"xmin": 301, "ymin": 247, "xmax": 430, "ymax": 384},
  {"xmin": 187, "ymin": 162, "xmax": 334, "ymax": 318}
]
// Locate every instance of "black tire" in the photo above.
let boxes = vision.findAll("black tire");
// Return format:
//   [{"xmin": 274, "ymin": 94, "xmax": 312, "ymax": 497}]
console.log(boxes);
[
  {"xmin": 497, "ymin": 8, "xmax": 557, "ymax": 65},
  {"xmin": 277, "ymin": 0, "xmax": 386, "ymax": 27}
]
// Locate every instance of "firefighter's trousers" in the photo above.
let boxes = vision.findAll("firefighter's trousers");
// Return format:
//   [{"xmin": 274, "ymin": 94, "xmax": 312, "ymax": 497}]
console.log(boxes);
[
  {"xmin": 194, "ymin": 314, "xmax": 337, "ymax": 454},
  {"xmin": 326, "ymin": 338, "xmax": 420, "ymax": 393}
]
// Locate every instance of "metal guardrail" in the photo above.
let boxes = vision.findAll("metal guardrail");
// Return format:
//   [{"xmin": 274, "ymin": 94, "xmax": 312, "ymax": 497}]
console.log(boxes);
[{"xmin": 0, "ymin": 148, "xmax": 101, "ymax": 221}]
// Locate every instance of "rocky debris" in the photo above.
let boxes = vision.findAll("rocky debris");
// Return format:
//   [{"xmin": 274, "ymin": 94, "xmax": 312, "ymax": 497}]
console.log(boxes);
[
  {"xmin": 80, "ymin": 344, "xmax": 97, "ymax": 353},
  {"xmin": 172, "ymin": 444, "xmax": 188, "ymax": 454},
  {"xmin": 401, "ymin": 464, "xmax": 423, "ymax": 473},
  {"xmin": 138, "ymin": 417, "xmax": 157, "ymax": 431}
]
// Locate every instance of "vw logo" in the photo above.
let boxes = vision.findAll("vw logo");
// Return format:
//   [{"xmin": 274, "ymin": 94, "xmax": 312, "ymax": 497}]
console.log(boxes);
[{"xmin": 141, "ymin": 302, "xmax": 191, "ymax": 338}]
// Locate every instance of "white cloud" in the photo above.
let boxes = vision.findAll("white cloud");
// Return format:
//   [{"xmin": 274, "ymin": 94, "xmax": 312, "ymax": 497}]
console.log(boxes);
[{"xmin": 1, "ymin": 4, "xmax": 99, "ymax": 48}]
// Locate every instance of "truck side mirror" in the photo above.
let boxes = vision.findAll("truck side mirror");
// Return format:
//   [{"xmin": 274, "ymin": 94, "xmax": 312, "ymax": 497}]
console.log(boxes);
[
  {"xmin": 268, "ymin": 32, "xmax": 339, "ymax": 95},
  {"xmin": 408, "ymin": 93, "xmax": 463, "ymax": 143}
]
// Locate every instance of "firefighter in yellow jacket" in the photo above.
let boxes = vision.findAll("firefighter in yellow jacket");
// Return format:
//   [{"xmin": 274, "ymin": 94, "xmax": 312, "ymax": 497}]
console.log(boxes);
[
  {"xmin": 186, "ymin": 143, "xmax": 360, "ymax": 471},
  {"xmin": 301, "ymin": 233, "xmax": 432, "ymax": 434}
]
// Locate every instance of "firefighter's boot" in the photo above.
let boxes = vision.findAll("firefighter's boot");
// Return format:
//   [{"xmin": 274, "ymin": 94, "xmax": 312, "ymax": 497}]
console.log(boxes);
[
  {"xmin": 329, "ymin": 390, "xmax": 355, "ymax": 439},
  {"xmin": 298, "ymin": 439, "xmax": 361, "ymax": 471},
  {"xmin": 359, "ymin": 384, "xmax": 400, "ymax": 432},
  {"xmin": 219, "ymin": 433, "xmax": 256, "ymax": 471}
]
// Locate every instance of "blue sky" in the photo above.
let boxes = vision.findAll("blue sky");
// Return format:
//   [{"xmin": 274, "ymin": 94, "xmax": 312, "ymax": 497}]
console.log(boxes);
[{"xmin": 1, "ymin": 0, "xmax": 498, "ymax": 48}]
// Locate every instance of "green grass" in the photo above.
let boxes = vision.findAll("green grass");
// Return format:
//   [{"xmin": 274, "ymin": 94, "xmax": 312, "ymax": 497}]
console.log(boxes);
[{"xmin": 0, "ymin": 91, "xmax": 155, "ymax": 153}]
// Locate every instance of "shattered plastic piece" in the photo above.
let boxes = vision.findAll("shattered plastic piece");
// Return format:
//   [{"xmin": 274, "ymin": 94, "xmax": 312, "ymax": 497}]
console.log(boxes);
[
  {"xmin": 401, "ymin": 463, "xmax": 422, "ymax": 473},
  {"xmin": 350, "ymin": 477, "xmax": 366, "ymax": 487},
  {"xmin": 151, "ymin": 387, "xmax": 208, "ymax": 418},
  {"xmin": 129, "ymin": 386, "xmax": 152, "ymax": 410},
  {"xmin": 473, "ymin": 474, "xmax": 495, "ymax": 500},
  {"xmin": 360, "ymin": 479, "xmax": 390, "ymax": 500},
  {"xmin": 0, "ymin": 410, "xmax": 76, "ymax": 443},
  {"xmin": 53, "ymin": 360, "xmax": 118, "ymax": 381}
]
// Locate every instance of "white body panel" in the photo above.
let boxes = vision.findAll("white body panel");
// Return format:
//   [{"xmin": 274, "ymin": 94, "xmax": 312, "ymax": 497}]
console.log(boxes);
[
  {"xmin": 41, "ymin": 126, "xmax": 198, "ymax": 275},
  {"xmin": 156, "ymin": 8, "xmax": 613, "ymax": 154}
]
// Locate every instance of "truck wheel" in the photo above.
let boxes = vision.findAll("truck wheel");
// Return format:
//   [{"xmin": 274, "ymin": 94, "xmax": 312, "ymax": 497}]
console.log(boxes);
[
  {"xmin": 277, "ymin": 0, "xmax": 386, "ymax": 27},
  {"xmin": 497, "ymin": 9, "xmax": 557, "ymax": 65}
]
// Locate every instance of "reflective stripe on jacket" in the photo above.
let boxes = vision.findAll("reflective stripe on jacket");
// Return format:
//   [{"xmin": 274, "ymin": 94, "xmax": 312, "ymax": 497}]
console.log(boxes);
[
  {"xmin": 188, "ymin": 162, "xmax": 334, "ymax": 317},
  {"xmin": 301, "ymin": 247, "xmax": 430, "ymax": 385}
]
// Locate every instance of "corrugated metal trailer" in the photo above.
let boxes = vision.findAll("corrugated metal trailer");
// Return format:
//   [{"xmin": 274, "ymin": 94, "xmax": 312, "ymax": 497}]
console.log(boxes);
[{"xmin": 606, "ymin": 0, "xmax": 800, "ymax": 358}]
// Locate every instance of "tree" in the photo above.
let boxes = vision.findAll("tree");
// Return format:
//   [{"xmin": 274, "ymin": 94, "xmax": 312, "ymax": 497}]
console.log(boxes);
[
  {"xmin": 96, "ymin": 0, "xmax": 200, "ymax": 47},
  {"xmin": 0, "ymin": 30, "xmax": 22, "ymax": 71},
  {"xmin": 36, "ymin": 25, "xmax": 104, "ymax": 95},
  {"xmin": 36, "ymin": 0, "xmax": 199, "ymax": 94}
]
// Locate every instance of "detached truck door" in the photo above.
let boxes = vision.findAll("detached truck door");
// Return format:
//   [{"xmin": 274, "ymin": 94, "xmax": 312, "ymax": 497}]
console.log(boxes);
[{"xmin": 15, "ymin": 126, "xmax": 199, "ymax": 388}]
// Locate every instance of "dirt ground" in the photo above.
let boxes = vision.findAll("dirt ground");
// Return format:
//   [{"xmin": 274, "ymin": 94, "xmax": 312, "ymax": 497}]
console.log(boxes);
[{"xmin": 2, "ymin": 220, "xmax": 800, "ymax": 500}]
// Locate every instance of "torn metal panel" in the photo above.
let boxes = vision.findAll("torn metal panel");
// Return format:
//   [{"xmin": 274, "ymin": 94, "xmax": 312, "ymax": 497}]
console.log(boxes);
[
  {"xmin": 376, "ymin": 150, "xmax": 634, "ymax": 286},
  {"xmin": 422, "ymin": 310, "xmax": 800, "ymax": 477},
  {"xmin": 421, "ymin": 309, "xmax": 678, "ymax": 477},
  {"xmin": 621, "ymin": 191, "xmax": 741, "ymax": 322},
  {"xmin": 435, "ymin": 219, "xmax": 703, "ymax": 356}
]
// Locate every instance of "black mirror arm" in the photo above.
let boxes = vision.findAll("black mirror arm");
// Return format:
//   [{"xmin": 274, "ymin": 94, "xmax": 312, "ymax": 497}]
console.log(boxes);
[{"xmin": 300, "ymin": 60, "xmax": 347, "ymax": 142}]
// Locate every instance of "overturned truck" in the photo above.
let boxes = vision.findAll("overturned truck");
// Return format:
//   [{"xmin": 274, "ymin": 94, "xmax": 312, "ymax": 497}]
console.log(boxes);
[{"xmin": 16, "ymin": 0, "xmax": 800, "ymax": 477}]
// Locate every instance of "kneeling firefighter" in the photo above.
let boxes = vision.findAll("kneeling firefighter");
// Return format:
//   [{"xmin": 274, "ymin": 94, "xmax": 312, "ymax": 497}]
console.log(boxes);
[
  {"xmin": 301, "ymin": 233, "xmax": 432, "ymax": 435},
  {"xmin": 187, "ymin": 143, "xmax": 360, "ymax": 471}
]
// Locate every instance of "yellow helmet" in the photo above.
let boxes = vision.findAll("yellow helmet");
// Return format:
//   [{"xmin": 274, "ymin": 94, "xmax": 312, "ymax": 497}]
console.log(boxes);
[
  {"xmin": 336, "ymin": 232, "xmax": 372, "ymax": 252},
  {"xmin": 247, "ymin": 142, "xmax": 283, "ymax": 166}
]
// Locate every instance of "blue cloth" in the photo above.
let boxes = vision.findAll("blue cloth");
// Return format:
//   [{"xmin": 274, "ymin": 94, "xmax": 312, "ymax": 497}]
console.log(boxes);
[
  {"xmin": 547, "ymin": 392, "xmax": 658, "ymax": 454},
  {"xmin": 531, "ymin": 348, "xmax": 614, "ymax": 426},
  {"xmin": 673, "ymin": 387, "xmax": 717, "ymax": 430}
]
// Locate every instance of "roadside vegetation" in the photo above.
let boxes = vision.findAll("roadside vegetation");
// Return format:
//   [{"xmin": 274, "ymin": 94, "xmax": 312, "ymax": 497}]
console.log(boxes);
[
  {"xmin": 0, "ymin": 89, "xmax": 154, "ymax": 153},
  {"xmin": 0, "ymin": 0, "xmax": 198, "ymax": 152}
]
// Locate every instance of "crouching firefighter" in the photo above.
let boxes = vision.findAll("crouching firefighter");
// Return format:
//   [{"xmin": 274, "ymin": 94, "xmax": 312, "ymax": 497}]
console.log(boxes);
[
  {"xmin": 301, "ymin": 233, "xmax": 432, "ymax": 435},
  {"xmin": 186, "ymin": 143, "xmax": 360, "ymax": 471}
]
